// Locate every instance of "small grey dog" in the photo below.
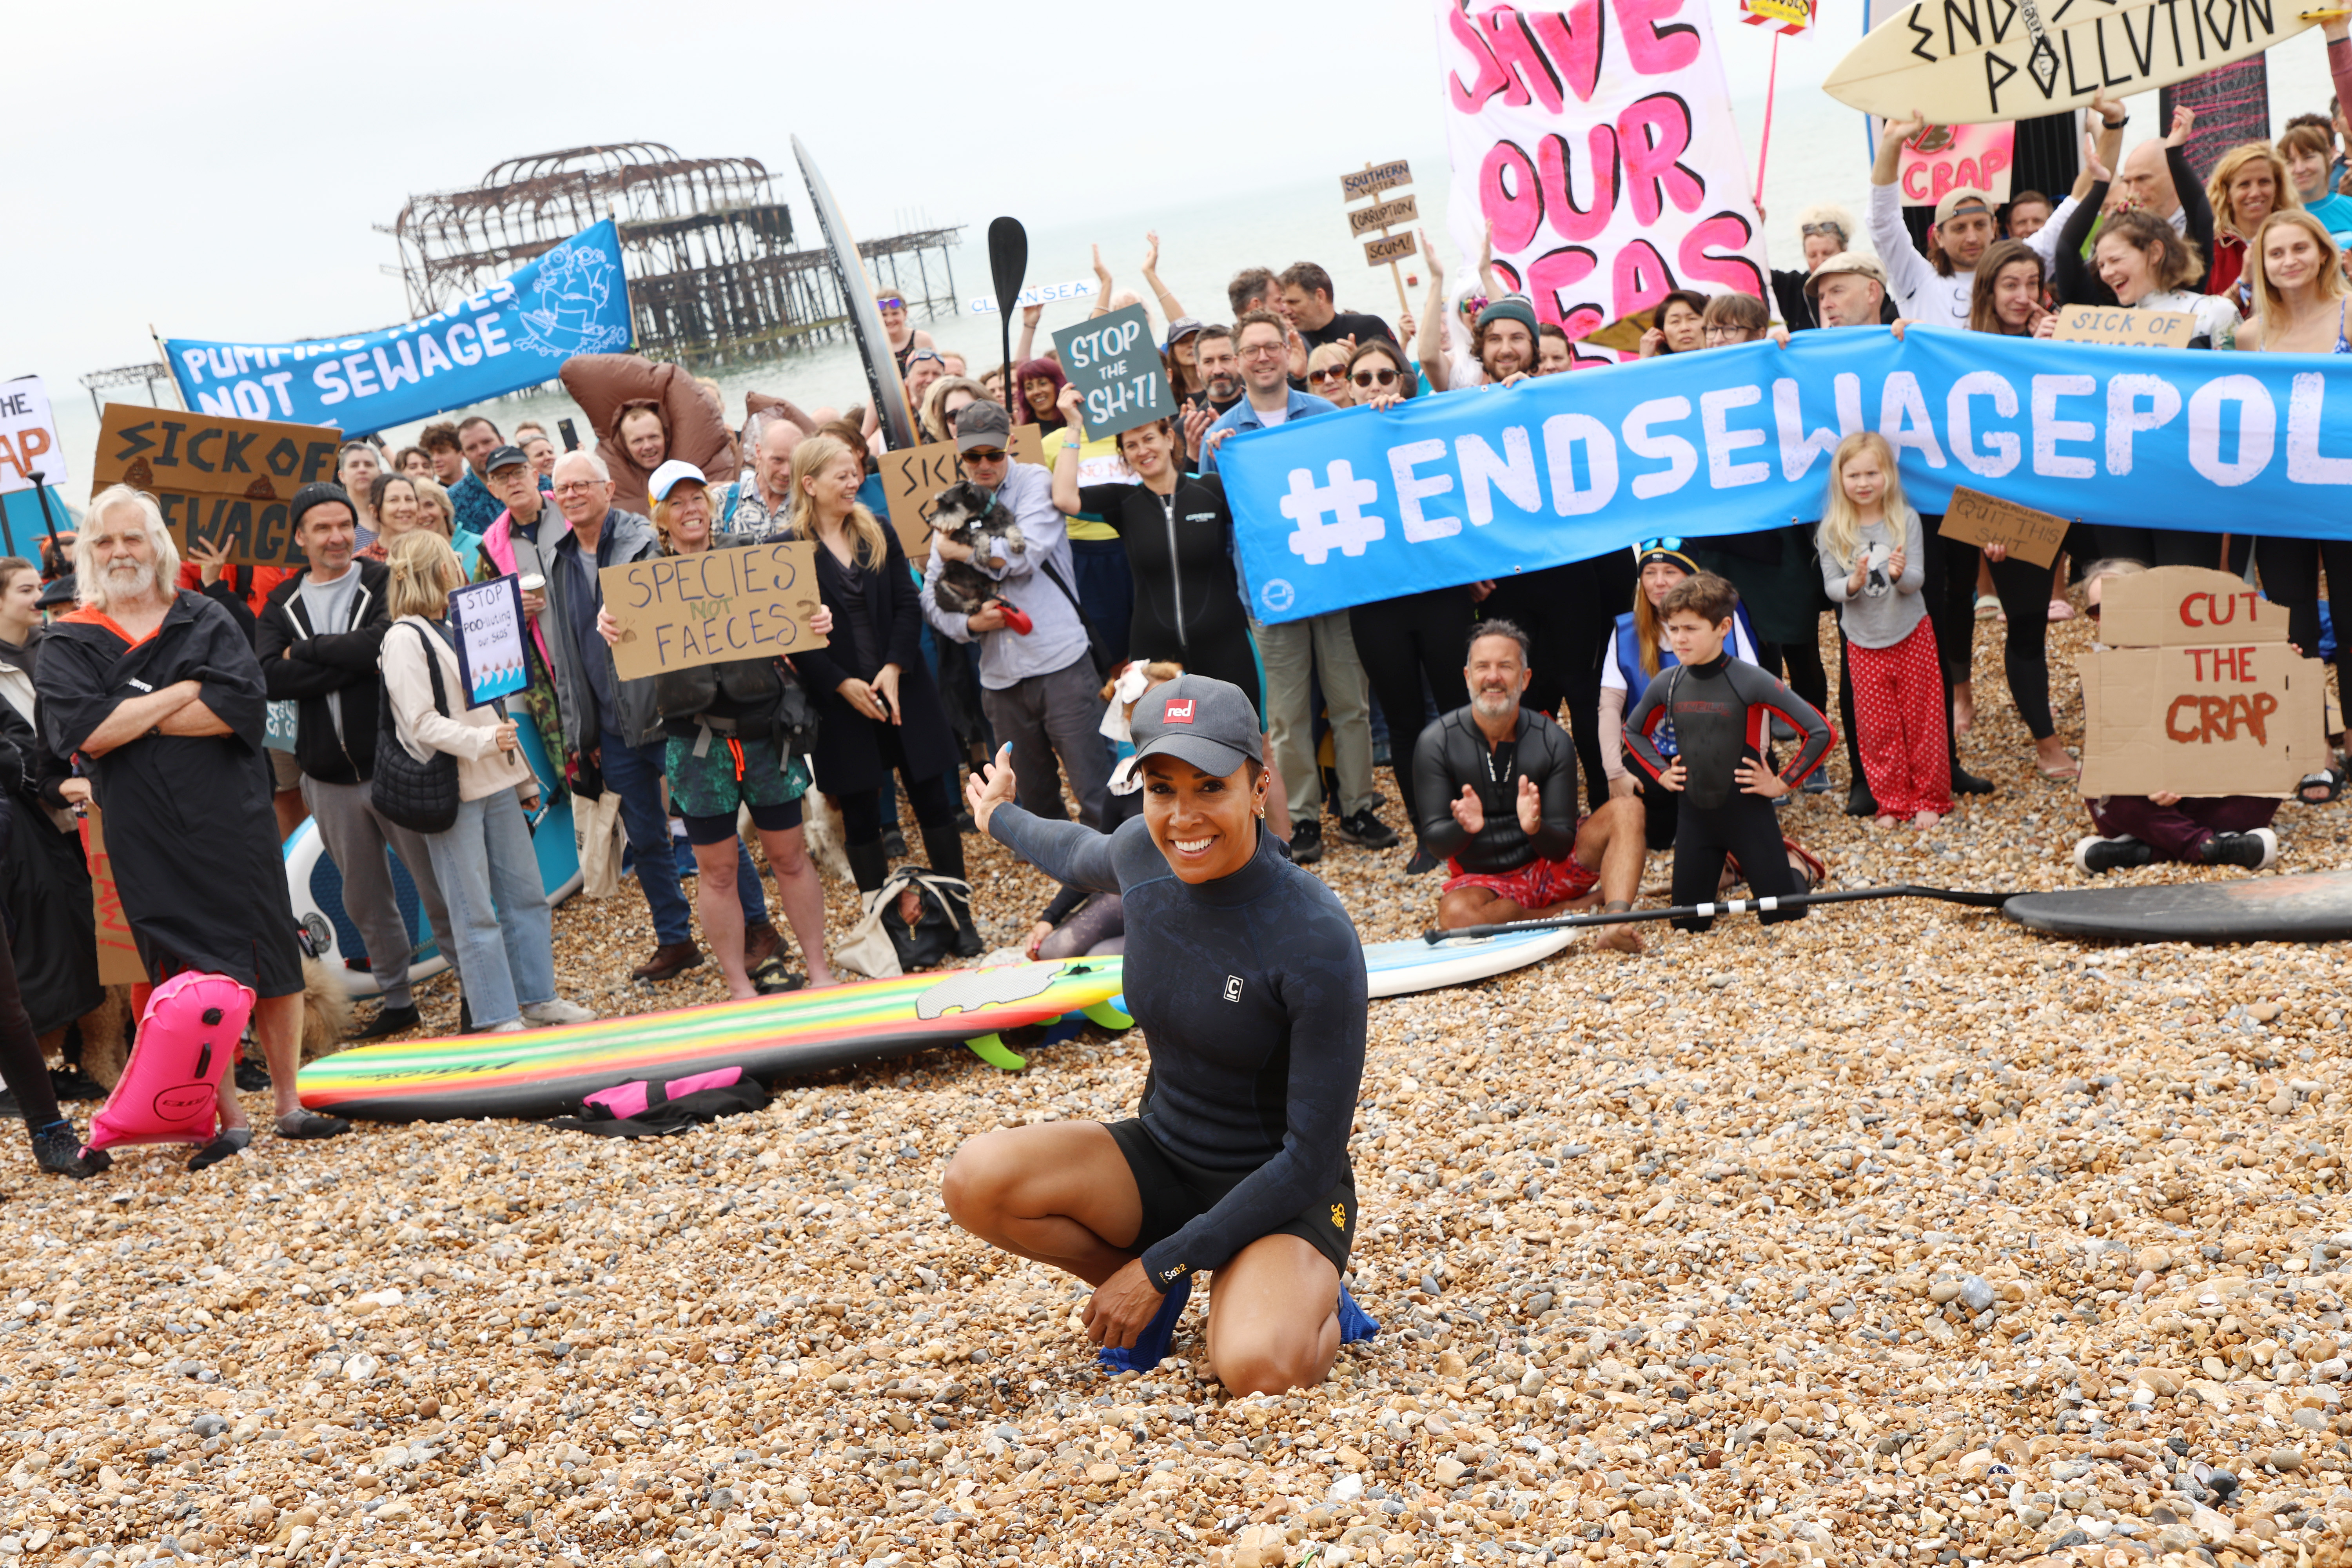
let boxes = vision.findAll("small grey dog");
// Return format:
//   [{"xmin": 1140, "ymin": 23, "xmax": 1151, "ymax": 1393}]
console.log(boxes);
[{"xmin": 925, "ymin": 481, "xmax": 1029, "ymax": 622}]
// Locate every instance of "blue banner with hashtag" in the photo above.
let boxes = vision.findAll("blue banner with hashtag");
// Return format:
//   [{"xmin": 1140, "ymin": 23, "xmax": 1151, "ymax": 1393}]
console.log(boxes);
[
  {"xmin": 1217, "ymin": 326, "xmax": 2352, "ymax": 624},
  {"xmin": 164, "ymin": 221, "xmax": 633, "ymax": 435}
]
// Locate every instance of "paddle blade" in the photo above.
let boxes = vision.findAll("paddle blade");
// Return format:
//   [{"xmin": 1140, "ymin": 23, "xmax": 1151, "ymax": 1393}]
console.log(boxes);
[{"xmin": 987, "ymin": 217, "xmax": 1028, "ymax": 318}]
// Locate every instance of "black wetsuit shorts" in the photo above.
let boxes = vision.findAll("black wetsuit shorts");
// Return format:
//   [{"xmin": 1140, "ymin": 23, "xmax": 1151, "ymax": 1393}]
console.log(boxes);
[{"xmin": 1109, "ymin": 1118, "xmax": 1358, "ymax": 1280}]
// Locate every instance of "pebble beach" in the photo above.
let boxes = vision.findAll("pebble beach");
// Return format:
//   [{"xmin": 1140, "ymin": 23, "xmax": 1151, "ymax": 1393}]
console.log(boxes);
[{"xmin": 6, "ymin": 606, "xmax": 2352, "ymax": 1568}]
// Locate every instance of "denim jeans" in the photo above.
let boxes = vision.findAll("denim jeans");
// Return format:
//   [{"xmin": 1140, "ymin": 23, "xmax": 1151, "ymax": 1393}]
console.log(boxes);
[
  {"xmin": 601, "ymin": 735, "xmax": 765, "ymax": 945},
  {"xmin": 424, "ymin": 790, "xmax": 557, "ymax": 1029}
]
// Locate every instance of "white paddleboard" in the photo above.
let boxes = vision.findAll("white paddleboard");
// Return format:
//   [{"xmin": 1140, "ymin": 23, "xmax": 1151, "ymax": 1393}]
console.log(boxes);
[
  {"xmin": 1824, "ymin": 0, "xmax": 2327, "ymax": 123},
  {"xmin": 283, "ymin": 711, "xmax": 582, "ymax": 999},
  {"xmin": 1363, "ymin": 927, "xmax": 1575, "ymax": 999}
]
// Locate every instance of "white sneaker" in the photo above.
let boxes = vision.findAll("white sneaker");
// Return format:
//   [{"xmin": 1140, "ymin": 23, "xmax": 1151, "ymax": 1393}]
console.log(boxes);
[
  {"xmin": 487, "ymin": 1018, "xmax": 531, "ymax": 1033},
  {"xmin": 521, "ymin": 998, "xmax": 596, "ymax": 1026}
]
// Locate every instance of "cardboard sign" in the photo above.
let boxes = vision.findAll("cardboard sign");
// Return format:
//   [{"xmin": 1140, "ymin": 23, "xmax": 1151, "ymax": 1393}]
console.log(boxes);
[
  {"xmin": 0, "ymin": 376, "xmax": 64, "ymax": 495},
  {"xmin": 1348, "ymin": 196, "xmax": 1421, "ymax": 237},
  {"xmin": 450, "ymin": 575, "xmax": 531, "ymax": 708},
  {"xmin": 876, "ymin": 425, "xmax": 1047, "ymax": 557},
  {"xmin": 1050, "ymin": 305, "xmax": 1173, "ymax": 441},
  {"xmin": 2051, "ymin": 307, "xmax": 2200, "ymax": 348},
  {"xmin": 600, "ymin": 541, "xmax": 824, "ymax": 681},
  {"xmin": 1341, "ymin": 160, "xmax": 1412, "ymax": 201},
  {"xmin": 79, "ymin": 807, "xmax": 148, "ymax": 987},
  {"xmin": 1364, "ymin": 232, "xmax": 1419, "ymax": 267},
  {"xmin": 2076, "ymin": 566, "xmax": 2325, "ymax": 798},
  {"xmin": 89, "ymin": 403, "xmax": 341, "ymax": 567},
  {"xmin": 1938, "ymin": 486, "xmax": 2069, "ymax": 569},
  {"xmin": 1898, "ymin": 122, "xmax": 2015, "ymax": 207}
]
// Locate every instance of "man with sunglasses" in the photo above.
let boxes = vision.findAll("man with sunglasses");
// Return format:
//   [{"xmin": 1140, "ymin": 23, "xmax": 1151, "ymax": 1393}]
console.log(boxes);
[
  {"xmin": 921, "ymin": 401, "xmax": 1112, "ymax": 830},
  {"xmin": 1195, "ymin": 312, "xmax": 1397, "ymax": 862},
  {"xmin": 877, "ymin": 291, "xmax": 935, "ymax": 376}
]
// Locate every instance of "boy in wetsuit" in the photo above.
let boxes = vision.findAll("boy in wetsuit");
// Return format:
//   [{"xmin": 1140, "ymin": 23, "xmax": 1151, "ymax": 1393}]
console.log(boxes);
[{"xmin": 1622, "ymin": 575, "xmax": 1834, "ymax": 931}]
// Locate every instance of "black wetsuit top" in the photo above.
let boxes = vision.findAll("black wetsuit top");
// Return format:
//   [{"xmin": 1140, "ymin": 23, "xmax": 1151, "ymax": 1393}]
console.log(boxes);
[
  {"xmin": 990, "ymin": 806, "xmax": 1367, "ymax": 1289},
  {"xmin": 1409, "ymin": 706, "xmax": 1579, "ymax": 874},
  {"xmin": 1074, "ymin": 475, "xmax": 1259, "ymax": 704},
  {"xmin": 1622, "ymin": 651, "xmax": 1832, "ymax": 808}
]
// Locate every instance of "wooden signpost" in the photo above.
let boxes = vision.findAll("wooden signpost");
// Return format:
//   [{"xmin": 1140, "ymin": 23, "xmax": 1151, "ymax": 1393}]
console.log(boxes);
[{"xmin": 1342, "ymin": 160, "xmax": 1416, "ymax": 316}]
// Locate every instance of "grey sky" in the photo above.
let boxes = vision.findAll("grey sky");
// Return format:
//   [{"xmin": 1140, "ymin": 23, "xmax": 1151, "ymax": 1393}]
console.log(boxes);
[{"xmin": 9, "ymin": 0, "xmax": 2339, "ymax": 463}]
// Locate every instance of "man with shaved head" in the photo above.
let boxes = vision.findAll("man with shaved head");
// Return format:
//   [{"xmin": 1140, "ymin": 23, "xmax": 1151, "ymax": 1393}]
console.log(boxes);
[{"xmin": 717, "ymin": 417, "xmax": 806, "ymax": 541}]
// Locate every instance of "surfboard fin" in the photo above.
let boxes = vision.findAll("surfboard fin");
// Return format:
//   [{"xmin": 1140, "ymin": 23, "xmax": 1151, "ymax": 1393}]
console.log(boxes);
[
  {"xmin": 1083, "ymin": 998, "xmax": 1134, "ymax": 1030},
  {"xmin": 963, "ymin": 1033, "xmax": 1027, "ymax": 1072}
]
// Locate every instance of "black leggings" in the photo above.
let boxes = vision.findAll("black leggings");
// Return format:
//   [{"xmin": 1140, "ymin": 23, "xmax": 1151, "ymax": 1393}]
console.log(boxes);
[
  {"xmin": 2088, "ymin": 527, "xmax": 2249, "ymax": 574},
  {"xmin": 1979, "ymin": 543, "xmax": 2068, "ymax": 740},
  {"xmin": 1670, "ymin": 799, "xmax": 1804, "ymax": 932},
  {"xmin": 1489, "ymin": 555, "xmax": 1629, "ymax": 813},
  {"xmin": 1760, "ymin": 631, "xmax": 1830, "ymax": 718},
  {"xmin": 2255, "ymin": 537, "xmax": 2352, "ymax": 727},
  {"xmin": 842, "ymin": 771, "xmax": 956, "ymax": 844},
  {"xmin": 0, "ymin": 924, "xmax": 59, "ymax": 1130},
  {"xmin": 1350, "ymin": 587, "xmax": 1473, "ymax": 823},
  {"xmin": 1924, "ymin": 527, "xmax": 1979, "ymax": 688}
]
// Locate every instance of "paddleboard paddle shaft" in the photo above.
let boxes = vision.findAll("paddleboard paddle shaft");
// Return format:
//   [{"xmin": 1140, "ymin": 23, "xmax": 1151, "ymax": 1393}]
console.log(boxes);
[{"xmin": 1422, "ymin": 883, "xmax": 2020, "ymax": 943}]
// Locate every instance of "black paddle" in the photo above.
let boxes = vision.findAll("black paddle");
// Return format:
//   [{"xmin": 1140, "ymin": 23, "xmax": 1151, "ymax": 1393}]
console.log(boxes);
[
  {"xmin": 1423, "ymin": 883, "xmax": 2022, "ymax": 943},
  {"xmin": 987, "ymin": 218, "xmax": 1028, "ymax": 410}
]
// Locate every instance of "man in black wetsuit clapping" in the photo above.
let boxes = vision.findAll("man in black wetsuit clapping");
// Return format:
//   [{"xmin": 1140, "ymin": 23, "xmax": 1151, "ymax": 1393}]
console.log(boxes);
[{"xmin": 1412, "ymin": 621, "xmax": 1648, "ymax": 952}]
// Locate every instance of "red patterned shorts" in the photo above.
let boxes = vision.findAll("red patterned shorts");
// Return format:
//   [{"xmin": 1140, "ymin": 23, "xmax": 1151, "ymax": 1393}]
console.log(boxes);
[{"xmin": 1442, "ymin": 848, "xmax": 1599, "ymax": 910}]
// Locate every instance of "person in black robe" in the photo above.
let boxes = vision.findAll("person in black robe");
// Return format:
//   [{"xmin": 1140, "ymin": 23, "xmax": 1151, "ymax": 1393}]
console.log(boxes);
[{"xmin": 36, "ymin": 485, "xmax": 350, "ymax": 1149}]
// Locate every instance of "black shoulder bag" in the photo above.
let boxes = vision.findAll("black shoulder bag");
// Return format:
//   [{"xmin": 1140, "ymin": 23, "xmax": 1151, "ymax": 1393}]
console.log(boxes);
[{"xmin": 370, "ymin": 623, "xmax": 462, "ymax": 834}]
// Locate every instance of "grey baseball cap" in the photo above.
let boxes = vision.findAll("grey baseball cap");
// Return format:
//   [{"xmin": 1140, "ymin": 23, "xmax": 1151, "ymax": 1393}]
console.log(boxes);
[{"xmin": 1127, "ymin": 673, "xmax": 1261, "ymax": 777}]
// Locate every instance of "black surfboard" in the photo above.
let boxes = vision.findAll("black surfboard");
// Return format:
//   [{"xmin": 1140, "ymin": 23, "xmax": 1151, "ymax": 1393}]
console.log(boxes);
[{"xmin": 2004, "ymin": 870, "xmax": 2352, "ymax": 944}]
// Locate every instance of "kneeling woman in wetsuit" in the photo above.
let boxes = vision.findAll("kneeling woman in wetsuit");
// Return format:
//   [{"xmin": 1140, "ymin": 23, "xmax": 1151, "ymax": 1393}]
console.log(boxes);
[{"xmin": 945, "ymin": 675, "xmax": 1376, "ymax": 1394}]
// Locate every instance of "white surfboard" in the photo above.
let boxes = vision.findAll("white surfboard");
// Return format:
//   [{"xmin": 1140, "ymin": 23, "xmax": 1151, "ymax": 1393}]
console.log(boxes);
[
  {"xmin": 283, "ymin": 711, "xmax": 583, "ymax": 999},
  {"xmin": 1362, "ymin": 927, "xmax": 1576, "ymax": 999},
  {"xmin": 1824, "ymin": 0, "xmax": 2329, "ymax": 123}
]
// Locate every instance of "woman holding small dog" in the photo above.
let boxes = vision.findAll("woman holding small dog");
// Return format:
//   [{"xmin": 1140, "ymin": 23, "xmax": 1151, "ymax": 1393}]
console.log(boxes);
[{"xmin": 786, "ymin": 434, "xmax": 969, "ymax": 900}]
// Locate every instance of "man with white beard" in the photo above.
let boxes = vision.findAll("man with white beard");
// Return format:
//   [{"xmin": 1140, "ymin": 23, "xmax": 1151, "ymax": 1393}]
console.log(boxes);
[{"xmin": 38, "ymin": 484, "xmax": 348, "ymax": 1156}]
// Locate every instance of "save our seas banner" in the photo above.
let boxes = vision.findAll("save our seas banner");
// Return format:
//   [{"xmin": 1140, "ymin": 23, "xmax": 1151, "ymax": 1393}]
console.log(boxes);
[
  {"xmin": 1220, "ymin": 327, "xmax": 2352, "ymax": 626},
  {"xmin": 1438, "ymin": 0, "xmax": 1768, "ymax": 366},
  {"xmin": 164, "ymin": 221, "xmax": 633, "ymax": 434}
]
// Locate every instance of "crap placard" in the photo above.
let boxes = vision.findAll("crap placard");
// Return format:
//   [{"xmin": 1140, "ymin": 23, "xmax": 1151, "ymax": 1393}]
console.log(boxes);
[
  {"xmin": 89, "ymin": 403, "xmax": 340, "ymax": 566},
  {"xmin": 600, "ymin": 541, "xmax": 825, "ymax": 681},
  {"xmin": 2076, "ymin": 566, "xmax": 2329, "ymax": 799},
  {"xmin": 1437, "ymin": 0, "xmax": 1769, "ymax": 368}
]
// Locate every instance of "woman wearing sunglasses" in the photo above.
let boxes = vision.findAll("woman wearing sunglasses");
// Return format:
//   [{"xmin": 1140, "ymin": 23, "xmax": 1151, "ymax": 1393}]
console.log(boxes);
[
  {"xmin": 1304, "ymin": 342, "xmax": 1355, "ymax": 404},
  {"xmin": 1334, "ymin": 337, "xmax": 1473, "ymax": 867}
]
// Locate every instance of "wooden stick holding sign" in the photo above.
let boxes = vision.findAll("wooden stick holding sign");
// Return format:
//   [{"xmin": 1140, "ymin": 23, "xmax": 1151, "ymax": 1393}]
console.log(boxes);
[
  {"xmin": 1937, "ymin": 486, "xmax": 2071, "ymax": 570},
  {"xmin": 1341, "ymin": 160, "xmax": 1416, "ymax": 317},
  {"xmin": 87, "ymin": 403, "xmax": 341, "ymax": 567},
  {"xmin": 600, "ymin": 541, "xmax": 826, "ymax": 682}
]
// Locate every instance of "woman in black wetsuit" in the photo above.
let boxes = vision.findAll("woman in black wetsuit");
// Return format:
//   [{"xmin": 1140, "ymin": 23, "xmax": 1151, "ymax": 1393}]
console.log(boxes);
[
  {"xmin": 1046, "ymin": 387, "xmax": 1261, "ymax": 706},
  {"xmin": 944, "ymin": 674, "xmax": 1376, "ymax": 1395}
]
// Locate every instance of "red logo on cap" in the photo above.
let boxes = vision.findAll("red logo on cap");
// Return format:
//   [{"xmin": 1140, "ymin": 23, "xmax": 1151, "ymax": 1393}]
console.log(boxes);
[{"xmin": 1163, "ymin": 698, "xmax": 1195, "ymax": 725}]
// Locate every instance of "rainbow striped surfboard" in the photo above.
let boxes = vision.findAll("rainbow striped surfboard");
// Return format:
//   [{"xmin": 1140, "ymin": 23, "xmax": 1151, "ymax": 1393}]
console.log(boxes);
[{"xmin": 296, "ymin": 957, "xmax": 1130, "ymax": 1123}]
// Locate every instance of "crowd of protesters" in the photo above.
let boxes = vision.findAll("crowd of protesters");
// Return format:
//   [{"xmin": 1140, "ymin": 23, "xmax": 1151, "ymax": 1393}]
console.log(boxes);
[{"xmin": 7, "ymin": 41, "xmax": 2352, "ymax": 1179}]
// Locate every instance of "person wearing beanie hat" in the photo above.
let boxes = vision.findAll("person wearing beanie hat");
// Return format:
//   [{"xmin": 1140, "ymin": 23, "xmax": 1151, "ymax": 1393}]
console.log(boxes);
[{"xmin": 1472, "ymin": 294, "xmax": 1539, "ymax": 383}]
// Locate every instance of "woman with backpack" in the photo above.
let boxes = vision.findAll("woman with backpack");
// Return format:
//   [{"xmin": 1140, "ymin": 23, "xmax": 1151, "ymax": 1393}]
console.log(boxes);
[{"xmin": 598, "ymin": 462, "xmax": 840, "ymax": 995}]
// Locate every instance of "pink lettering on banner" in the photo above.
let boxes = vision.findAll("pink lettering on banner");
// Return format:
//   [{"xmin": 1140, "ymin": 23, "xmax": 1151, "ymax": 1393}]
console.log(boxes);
[{"xmin": 1440, "ymin": 0, "xmax": 1767, "ymax": 360}]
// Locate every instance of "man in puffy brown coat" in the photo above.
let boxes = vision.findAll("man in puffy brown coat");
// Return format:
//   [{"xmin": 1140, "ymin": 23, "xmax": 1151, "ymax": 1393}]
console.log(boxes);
[{"xmin": 557, "ymin": 355, "xmax": 741, "ymax": 514}]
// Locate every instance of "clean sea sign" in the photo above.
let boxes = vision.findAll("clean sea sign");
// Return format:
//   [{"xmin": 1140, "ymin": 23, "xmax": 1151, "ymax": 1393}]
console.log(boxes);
[{"xmin": 1050, "ymin": 303, "xmax": 1173, "ymax": 440}]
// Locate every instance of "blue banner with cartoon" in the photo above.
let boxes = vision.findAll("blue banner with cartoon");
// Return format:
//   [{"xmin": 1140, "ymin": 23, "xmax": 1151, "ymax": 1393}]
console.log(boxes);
[
  {"xmin": 1218, "ymin": 327, "xmax": 2352, "ymax": 624},
  {"xmin": 165, "ymin": 221, "xmax": 632, "ymax": 434}
]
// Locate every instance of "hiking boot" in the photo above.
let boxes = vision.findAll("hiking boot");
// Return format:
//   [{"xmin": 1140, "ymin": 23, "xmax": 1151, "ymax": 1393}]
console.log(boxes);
[
  {"xmin": 1287, "ymin": 818, "xmax": 1325, "ymax": 864},
  {"xmin": 2074, "ymin": 834, "xmax": 2154, "ymax": 874},
  {"xmin": 30, "ymin": 1120, "xmax": 106, "ymax": 1178},
  {"xmin": 632, "ymin": 942, "xmax": 706, "ymax": 982},
  {"xmin": 1332, "ymin": 808, "xmax": 1400, "ymax": 850},
  {"xmin": 742, "ymin": 922, "xmax": 784, "ymax": 973},
  {"xmin": 348, "ymin": 1003, "xmax": 420, "ymax": 1042},
  {"xmin": 2201, "ymin": 828, "xmax": 2278, "ymax": 871}
]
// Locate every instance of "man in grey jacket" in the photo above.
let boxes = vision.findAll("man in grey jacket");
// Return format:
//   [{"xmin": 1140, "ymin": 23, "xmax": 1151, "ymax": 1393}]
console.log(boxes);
[
  {"xmin": 506, "ymin": 449, "xmax": 774, "ymax": 982},
  {"xmin": 919, "ymin": 401, "xmax": 1111, "ymax": 828}
]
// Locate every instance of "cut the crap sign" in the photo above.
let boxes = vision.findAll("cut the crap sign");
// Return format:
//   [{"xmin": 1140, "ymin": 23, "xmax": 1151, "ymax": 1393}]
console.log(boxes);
[
  {"xmin": 1437, "ymin": 0, "xmax": 1769, "ymax": 368},
  {"xmin": 1899, "ymin": 122, "xmax": 2014, "ymax": 206},
  {"xmin": 0, "ymin": 377, "xmax": 64, "ymax": 495},
  {"xmin": 1050, "ymin": 305, "xmax": 1172, "ymax": 441}
]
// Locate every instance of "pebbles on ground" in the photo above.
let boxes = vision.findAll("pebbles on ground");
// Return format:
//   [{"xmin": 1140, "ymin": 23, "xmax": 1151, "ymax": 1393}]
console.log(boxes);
[{"xmin": 6, "ymin": 608, "xmax": 2352, "ymax": 1567}]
